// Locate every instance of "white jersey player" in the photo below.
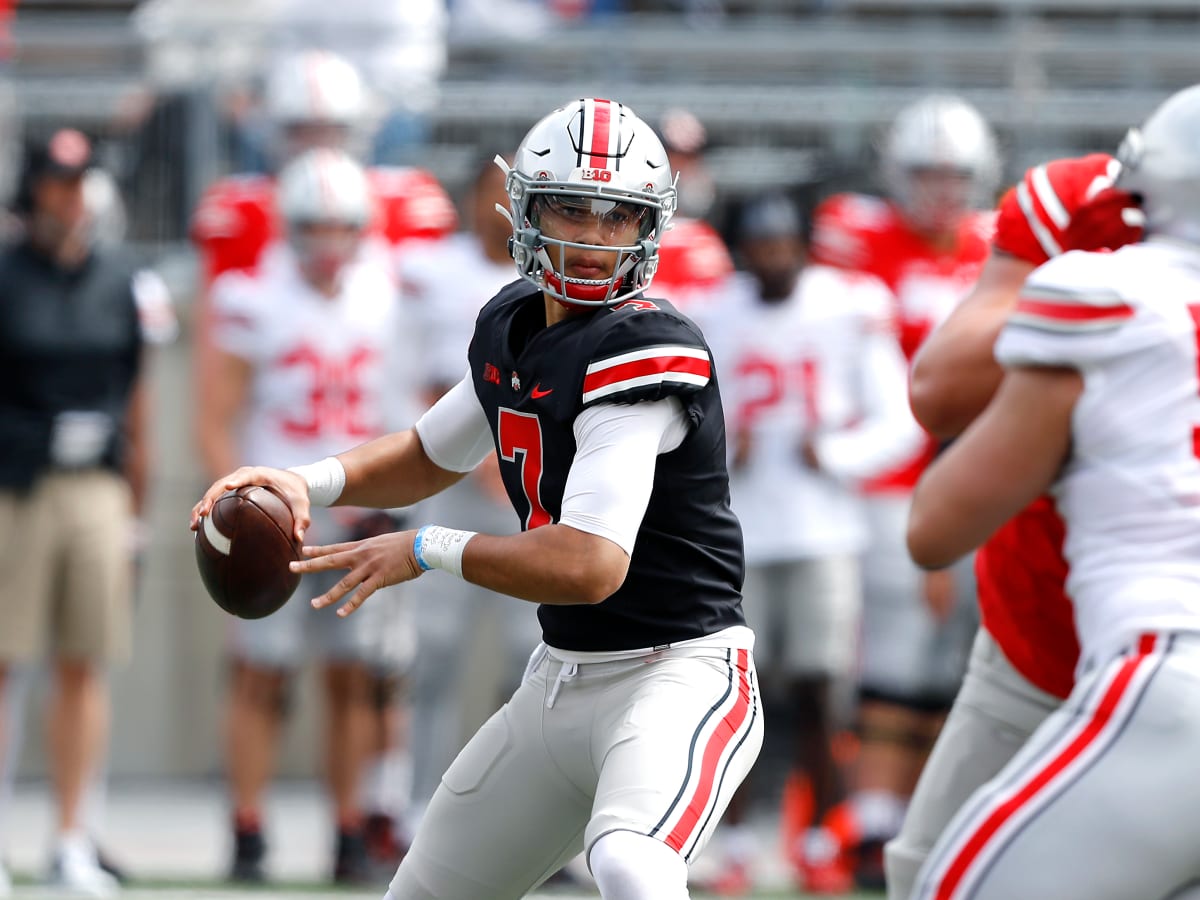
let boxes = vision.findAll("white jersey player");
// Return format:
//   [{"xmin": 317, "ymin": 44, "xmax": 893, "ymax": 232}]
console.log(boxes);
[
  {"xmin": 395, "ymin": 158, "xmax": 542, "ymax": 829},
  {"xmin": 907, "ymin": 84, "xmax": 1200, "ymax": 900},
  {"xmin": 198, "ymin": 148, "xmax": 417, "ymax": 883},
  {"xmin": 712, "ymin": 200, "xmax": 923, "ymax": 671},
  {"xmin": 703, "ymin": 193, "xmax": 923, "ymax": 893}
]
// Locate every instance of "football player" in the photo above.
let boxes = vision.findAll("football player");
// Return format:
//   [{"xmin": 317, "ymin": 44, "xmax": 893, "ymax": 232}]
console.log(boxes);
[
  {"xmin": 808, "ymin": 94, "xmax": 998, "ymax": 887},
  {"xmin": 190, "ymin": 49, "xmax": 456, "ymax": 876},
  {"xmin": 397, "ymin": 156, "xmax": 539, "ymax": 832},
  {"xmin": 196, "ymin": 149, "xmax": 419, "ymax": 884},
  {"xmin": 886, "ymin": 157, "xmax": 1144, "ymax": 899},
  {"xmin": 701, "ymin": 192, "xmax": 924, "ymax": 894},
  {"xmin": 908, "ymin": 83, "xmax": 1200, "ymax": 900},
  {"xmin": 189, "ymin": 49, "xmax": 457, "ymax": 285},
  {"xmin": 190, "ymin": 49, "xmax": 456, "ymax": 425},
  {"xmin": 192, "ymin": 97, "xmax": 763, "ymax": 900}
]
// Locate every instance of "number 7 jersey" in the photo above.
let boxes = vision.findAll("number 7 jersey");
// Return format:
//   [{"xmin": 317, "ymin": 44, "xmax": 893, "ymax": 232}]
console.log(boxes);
[
  {"xmin": 997, "ymin": 240, "xmax": 1200, "ymax": 666},
  {"xmin": 467, "ymin": 282, "xmax": 746, "ymax": 652}
]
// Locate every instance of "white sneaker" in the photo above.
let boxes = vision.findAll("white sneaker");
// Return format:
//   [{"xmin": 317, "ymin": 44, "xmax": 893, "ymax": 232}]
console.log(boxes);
[
  {"xmin": 49, "ymin": 834, "xmax": 119, "ymax": 898},
  {"xmin": 0, "ymin": 860, "xmax": 11, "ymax": 898}
]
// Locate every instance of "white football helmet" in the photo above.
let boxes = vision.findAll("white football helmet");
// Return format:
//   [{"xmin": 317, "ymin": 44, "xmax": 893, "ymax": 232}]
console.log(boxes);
[
  {"xmin": 881, "ymin": 94, "xmax": 1000, "ymax": 231},
  {"xmin": 277, "ymin": 148, "xmax": 372, "ymax": 284},
  {"xmin": 496, "ymin": 98, "xmax": 678, "ymax": 308},
  {"xmin": 264, "ymin": 50, "xmax": 368, "ymax": 161},
  {"xmin": 1116, "ymin": 84, "xmax": 1200, "ymax": 245}
]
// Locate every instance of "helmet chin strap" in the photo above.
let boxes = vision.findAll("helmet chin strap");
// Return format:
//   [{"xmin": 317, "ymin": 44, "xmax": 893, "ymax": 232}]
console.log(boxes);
[{"xmin": 535, "ymin": 245, "xmax": 641, "ymax": 307}]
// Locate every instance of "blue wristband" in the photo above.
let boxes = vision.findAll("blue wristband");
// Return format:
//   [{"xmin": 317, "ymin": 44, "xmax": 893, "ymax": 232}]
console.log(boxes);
[{"xmin": 413, "ymin": 526, "xmax": 434, "ymax": 571}]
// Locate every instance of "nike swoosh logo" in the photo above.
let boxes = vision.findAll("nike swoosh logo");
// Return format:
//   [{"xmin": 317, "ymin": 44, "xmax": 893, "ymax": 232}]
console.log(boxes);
[{"xmin": 531, "ymin": 385, "xmax": 554, "ymax": 399}]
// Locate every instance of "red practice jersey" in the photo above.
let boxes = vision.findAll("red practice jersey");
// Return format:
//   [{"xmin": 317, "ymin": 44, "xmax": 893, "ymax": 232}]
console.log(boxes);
[
  {"xmin": 975, "ymin": 153, "xmax": 1125, "ymax": 699},
  {"xmin": 190, "ymin": 166, "xmax": 458, "ymax": 285},
  {"xmin": 811, "ymin": 193, "xmax": 992, "ymax": 493},
  {"xmin": 654, "ymin": 217, "xmax": 733, "ymax": 299}
]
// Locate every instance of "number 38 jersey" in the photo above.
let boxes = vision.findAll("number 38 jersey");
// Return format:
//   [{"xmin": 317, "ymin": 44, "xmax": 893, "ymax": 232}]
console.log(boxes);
[
  {"xmin": 210, "ymin": 241, "xmax": 415, "ymax": 470},
  {"xmin": 467, "ymin": 283, "xmax": 746, "ymax": 652},
  {"xmin": 996, "ymin": 240, "xmax": 1200, "ymax": 667}
]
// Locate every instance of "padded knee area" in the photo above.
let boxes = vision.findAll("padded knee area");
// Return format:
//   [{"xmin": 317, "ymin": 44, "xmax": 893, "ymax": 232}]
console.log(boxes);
[{"xmin": 589, "ymin": 830, "xmax": 689, "ymax": 900}]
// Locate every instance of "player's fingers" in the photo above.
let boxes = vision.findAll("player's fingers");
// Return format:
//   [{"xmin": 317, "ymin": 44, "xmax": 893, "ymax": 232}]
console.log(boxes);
[
  {"xmin": 290, "ymin": 548, "xmax": 354, "ymax": 575},
  {"xmin": 190, "ymin": 466, "xmax": 267, "ymax": 525},
  {"xmin": 311, "ymin": 570, "xmax": 362, "ymax": 610},
  {"xmin": 337, "ymin": 578, "xmax": 379, "ymax": 617},
  {"xmin": 299, "ymin": 541, "xmax": 360, "ymax": 559}
]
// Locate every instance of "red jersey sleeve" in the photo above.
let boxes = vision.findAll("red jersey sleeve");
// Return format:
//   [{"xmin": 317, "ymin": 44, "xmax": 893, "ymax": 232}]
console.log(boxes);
[
  {"xmin": 809, "ymin": 193, "xmax": 892, "ymax": 273},
  {"xmin": 368, "ymin": 167, "xmax": 459, "ymax": 247},
  {"xmin": 190, "ymin": 176, "xmax": 277, "ymax": 285},
  {"xmin": 993, "ymin": 154, "xmax": 1120, "ymax": 265}
]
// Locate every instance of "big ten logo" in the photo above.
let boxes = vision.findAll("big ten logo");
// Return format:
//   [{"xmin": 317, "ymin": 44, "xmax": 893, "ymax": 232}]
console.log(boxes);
[
  {"xmin": 581, "ymin": 169, "xmax": 613, "ymax": 182},
  {"xmin": 277, "ymin": 344, "xmax": 380, "ymax": 439}
]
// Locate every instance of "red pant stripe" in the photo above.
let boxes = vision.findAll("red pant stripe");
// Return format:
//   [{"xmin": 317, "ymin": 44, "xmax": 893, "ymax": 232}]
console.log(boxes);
[
  {"xmin": 664, "ymin": 648, "xmax": 752, "ymax": 852},
  {"xmin": 931, "ymin": 633, "xmax": 1158, "ymax": 900}
]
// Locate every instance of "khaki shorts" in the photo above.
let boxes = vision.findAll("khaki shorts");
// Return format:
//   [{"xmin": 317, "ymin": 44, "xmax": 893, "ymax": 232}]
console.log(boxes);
[{"xmin": 0, "ymin": 470, "xmax": 133, "ymax": 665}]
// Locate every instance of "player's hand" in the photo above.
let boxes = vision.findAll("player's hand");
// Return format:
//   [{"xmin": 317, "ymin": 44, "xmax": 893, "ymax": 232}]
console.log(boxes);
[
  {"xmin": 190, "ymin": 466, "xmax": 312, "ymax": 543},
  {"xmin": 1061, "ymin": 186, "xmax": 1144, "ymax": 252},
  {"xmin": 922, "ymin": 568, "xmax": 957, "ymax": 622},
  {"xmin": 293, "ymin": 530, "xmax": 425, "ymax": 617}
]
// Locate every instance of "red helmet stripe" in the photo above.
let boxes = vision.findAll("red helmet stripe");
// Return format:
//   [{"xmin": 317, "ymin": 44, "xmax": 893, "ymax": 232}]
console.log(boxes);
[{"xmin": 588, "ymin": 98, "xmax": 613, "ymax": 169}]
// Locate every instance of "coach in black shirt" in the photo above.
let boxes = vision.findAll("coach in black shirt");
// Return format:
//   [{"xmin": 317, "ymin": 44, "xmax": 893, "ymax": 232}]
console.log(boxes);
[{"xmin": 0, "ymin": 128, "xmax": 165, "ymax": 895}]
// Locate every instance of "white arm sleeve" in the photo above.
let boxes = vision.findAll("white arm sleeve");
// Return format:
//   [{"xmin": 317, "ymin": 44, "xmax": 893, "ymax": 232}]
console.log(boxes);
[
  {"xmin": 557, "ymin": 397, "xmax": 689, "ymax": 556},
  {"xmin": 812, "ymin": 326, "xmax": 926, "ymax": 484},
  {"xmin": 413, "ymin": 372, "xmax": 495, "ymax": 473}
]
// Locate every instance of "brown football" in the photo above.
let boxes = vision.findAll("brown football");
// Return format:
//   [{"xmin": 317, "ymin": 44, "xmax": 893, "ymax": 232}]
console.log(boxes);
[{"xmin": 195, "ymin": 485, "xmax": 302, "ymax": 619}]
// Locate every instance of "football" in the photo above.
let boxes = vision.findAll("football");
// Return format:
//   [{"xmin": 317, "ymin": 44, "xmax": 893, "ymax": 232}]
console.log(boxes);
[{"xmin": 195, "ymin": 485, "xmax": 302, "ymax": 620}]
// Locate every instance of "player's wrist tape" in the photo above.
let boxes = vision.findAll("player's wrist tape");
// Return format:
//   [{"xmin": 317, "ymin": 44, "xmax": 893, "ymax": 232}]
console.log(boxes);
[
  {"xmin": 413, "ymin": 525, "xmax": 476, "ymax": 578},
  {"xmin": 288, "ymin": 457, "xmax": 346, "ymax": 507}
]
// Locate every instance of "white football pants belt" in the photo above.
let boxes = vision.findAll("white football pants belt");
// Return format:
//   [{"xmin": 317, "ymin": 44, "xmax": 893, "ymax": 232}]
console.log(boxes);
[{"xmin": 546, "ymin": 661, "xmax": 578, "ymax": 709}]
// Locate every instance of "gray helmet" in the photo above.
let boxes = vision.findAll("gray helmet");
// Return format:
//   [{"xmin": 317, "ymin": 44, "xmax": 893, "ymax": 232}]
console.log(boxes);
[{"xmin": 1117, "ymin": 84, "xmax": 1200, "ymax": 245}]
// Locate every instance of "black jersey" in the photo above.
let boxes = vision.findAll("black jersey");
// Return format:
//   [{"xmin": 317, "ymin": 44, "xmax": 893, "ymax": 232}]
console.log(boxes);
[
  {"xmin": 466, "ymin": 281, "xmax": 745, "ymax": 651},
  {"xmin": 0, "ymin": 240, "xmax": 143, "ymax": 490}
]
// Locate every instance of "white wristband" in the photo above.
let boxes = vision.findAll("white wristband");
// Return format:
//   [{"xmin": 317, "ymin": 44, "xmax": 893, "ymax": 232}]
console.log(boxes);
[
  {"xmin": 413, "ymin": 525, "xmax": 477, "ymax": 579},
  {"xmin": 287, "ymin": 456, "xmax": 346, "ymax": 507}
]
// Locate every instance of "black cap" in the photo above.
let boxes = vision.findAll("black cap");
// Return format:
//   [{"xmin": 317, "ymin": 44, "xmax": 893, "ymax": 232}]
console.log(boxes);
[{"xmin": 14, "ymin": 128, "xmax": 94, "ymax": 214}]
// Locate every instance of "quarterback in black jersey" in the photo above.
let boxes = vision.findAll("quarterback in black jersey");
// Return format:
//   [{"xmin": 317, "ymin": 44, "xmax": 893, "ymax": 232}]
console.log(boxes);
[{"xmin": 193, "ymin": 98, "xmax": 762, "ymax": 900}]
